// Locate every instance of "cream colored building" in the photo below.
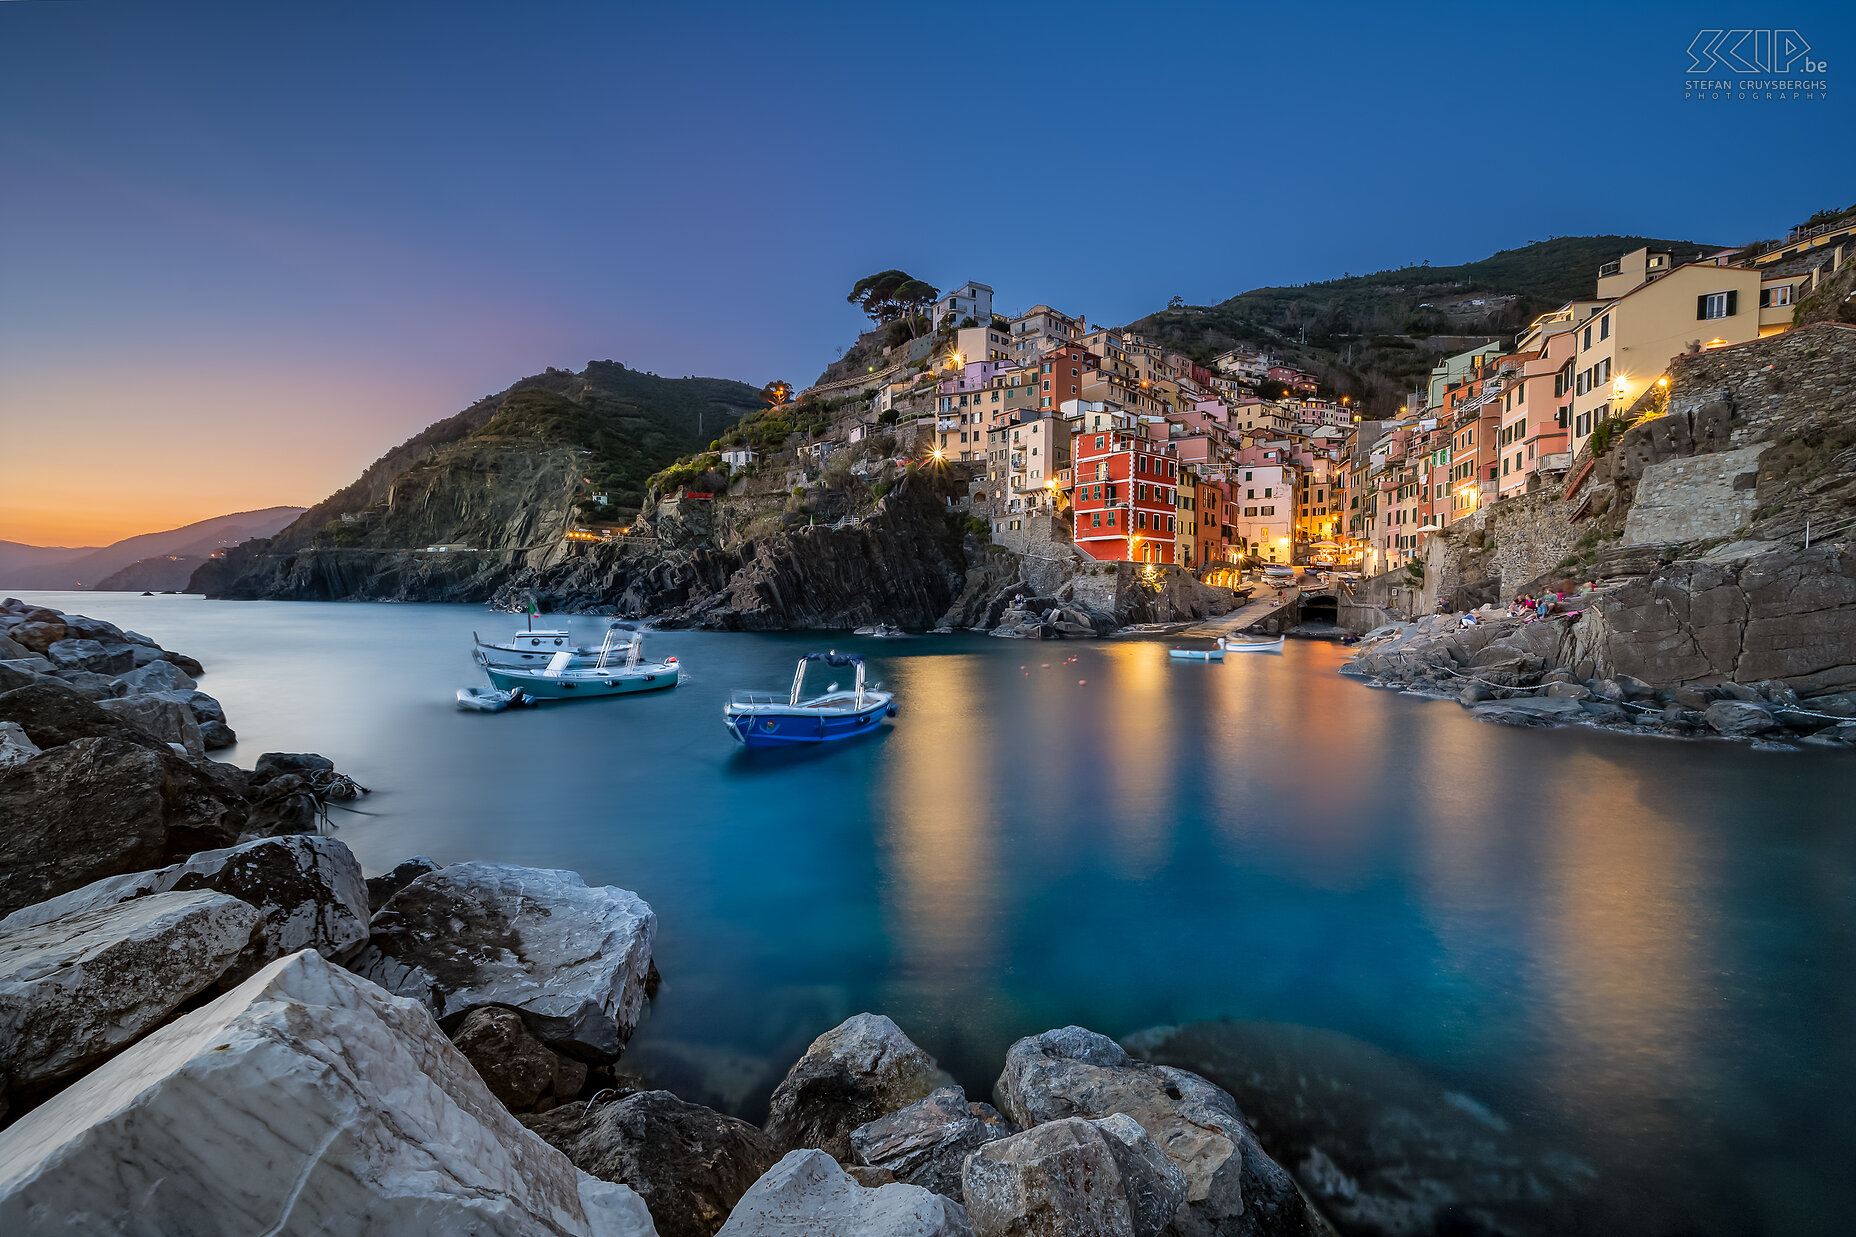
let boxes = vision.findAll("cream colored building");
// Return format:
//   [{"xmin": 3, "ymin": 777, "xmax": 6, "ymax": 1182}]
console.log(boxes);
[{"xmin": 1567, "ymin": 261, "xmax": 1761, "ymax": 452}]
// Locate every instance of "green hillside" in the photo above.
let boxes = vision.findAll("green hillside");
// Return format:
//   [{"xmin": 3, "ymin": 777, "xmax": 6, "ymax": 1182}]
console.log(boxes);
[{"xmin": 1128, "ymin": 235, "xmax": 1719, "ymax": 413}]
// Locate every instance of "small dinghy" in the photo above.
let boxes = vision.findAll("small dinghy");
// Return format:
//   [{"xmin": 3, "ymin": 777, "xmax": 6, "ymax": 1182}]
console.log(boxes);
[
  {"xmin": 853, "ymin": 623, "xmax": 907, "ymax": 638},
  {"xmin": 455, "ymin": 686, "xmax": 536, "ymax": 712},
  {"xmin": 1168, "ymin": 646, "xmax": 1225, "ymax": 661},
  {"xmin": 1220, "ymin": 635, "xmax": 1285, "ymax": 653},
  {"xmin": 476, "ymin": 625, "xmax": 679, "ymax": 700},
  {"xmin": 724, "ymin": 651, "xmax": 894, "ymax": 748}
]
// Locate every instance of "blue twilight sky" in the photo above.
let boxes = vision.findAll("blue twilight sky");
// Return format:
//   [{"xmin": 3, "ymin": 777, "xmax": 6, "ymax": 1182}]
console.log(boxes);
[{"xmin": 2, "ymin": 0, "xmax": 1852, "ymax": 543}]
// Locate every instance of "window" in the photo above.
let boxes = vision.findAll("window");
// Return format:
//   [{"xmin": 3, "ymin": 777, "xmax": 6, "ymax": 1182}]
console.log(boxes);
[
  {"xmin": 1091, "ymin": 512, "xmax": 1101, "ymax": 527},
  {"xmin": 1761, "ymin": 285, "xmax": 1793, "ymax": 308},
  {"xmin": 1583, "ymin": 326, "xmax": 1592, "ymax": 350},
  {"xmin": 1262, "ymin": 505, "xmax": 1275, "ymax": 516},
  {"xmin": 1599, "ymin": 314, "xmax": 1610, "ymax": 341},
  {"xmin": 1698, "ymin": 291, "xmax": 1736, "ymax": 320},
  {"xmin": 1095, "ymin": 435, "xmax": 1105, "ymax": 449}
]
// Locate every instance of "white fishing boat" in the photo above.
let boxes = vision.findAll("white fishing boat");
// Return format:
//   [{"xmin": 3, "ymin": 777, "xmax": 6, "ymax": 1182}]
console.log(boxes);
[
  {"xmin": 454, "ymin": 686, "xmax": 538, "ymax": 712},
  {"xmin": 1168, "ymin": 646, "xmax": 1225, "ymax": 661},
  {"xmin": 475, "ymin": 626, "xmax": 680, "ymax": 700},
  {"xmin": 1220, "ymin": 634, "xmax": 1285, "ymax": 653},
  {"xmin": 473, "ymin": 620, "xmax": 632, "ymax": 669}
]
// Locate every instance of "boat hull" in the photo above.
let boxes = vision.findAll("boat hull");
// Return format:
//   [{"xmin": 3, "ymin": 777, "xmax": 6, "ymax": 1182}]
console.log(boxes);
[
  {"xmin": 1168, "ymin": 649, "xmax": 1224, "ymax": 661},
  {"xmin": 724, "ymin": 699, "xmax": 893, "ymax": 748},
  {"xmin": 1221, "ymin": 637, "xmax": 1285, "ymax": 653},
  {"xmin": 482, "ymin": 664, "xmax": 680, "ymax": 699}
]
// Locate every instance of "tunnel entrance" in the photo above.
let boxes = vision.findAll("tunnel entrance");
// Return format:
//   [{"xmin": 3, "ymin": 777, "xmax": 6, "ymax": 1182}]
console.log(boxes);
[{"xmin": 1299, "ymin": 594, "xmax": 1339, "ymax": 625}]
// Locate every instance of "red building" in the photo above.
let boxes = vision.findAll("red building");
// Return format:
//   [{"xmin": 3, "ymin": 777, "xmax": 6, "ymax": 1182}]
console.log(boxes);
[
  {"xmin": 1266, "ymin": 365, "xmax": 1318, "ymax": 395},
  {"xmin": 1038, "ymin": 344, "xmax": 1095, "ymax": 412},
  {"xmin": 1071, "ymin": 426, "xmax": 1180, "ymax": 563}
]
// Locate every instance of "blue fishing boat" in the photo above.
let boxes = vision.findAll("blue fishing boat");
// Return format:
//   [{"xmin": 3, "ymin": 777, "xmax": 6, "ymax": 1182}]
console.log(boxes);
[{"xmin": 724, "ymin": 651, "xmax": 895, "ymax": 748}]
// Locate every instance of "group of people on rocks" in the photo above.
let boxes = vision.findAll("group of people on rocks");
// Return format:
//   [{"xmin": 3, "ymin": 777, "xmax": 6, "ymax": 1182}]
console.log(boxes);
[{"xmin": 1434, "ymin": 579, "xmax": 1602, "ymax": 627}]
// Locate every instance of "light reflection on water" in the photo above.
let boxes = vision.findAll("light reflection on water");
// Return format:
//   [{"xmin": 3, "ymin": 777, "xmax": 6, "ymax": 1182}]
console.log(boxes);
[{"xmin": 18, "ymin": 591, "xmax": 1855, "ymax": 1234}]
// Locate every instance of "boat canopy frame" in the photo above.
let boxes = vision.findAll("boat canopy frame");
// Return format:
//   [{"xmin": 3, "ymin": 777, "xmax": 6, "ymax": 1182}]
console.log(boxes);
[{"xmin": 791, "ymin": 651, "xmax": 865, "ymax": 706}]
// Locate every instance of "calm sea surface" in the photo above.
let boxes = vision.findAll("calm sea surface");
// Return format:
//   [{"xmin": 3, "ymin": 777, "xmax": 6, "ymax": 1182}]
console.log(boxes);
[{"xmin": 18, "ymin": 591, "xmax": 1855, "ymax": 1234}]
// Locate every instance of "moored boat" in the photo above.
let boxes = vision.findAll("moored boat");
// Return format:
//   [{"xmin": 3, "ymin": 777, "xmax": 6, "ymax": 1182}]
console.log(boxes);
[
  {"xmin": 724, "ymin": 652, "xmax": 894, "ymax": 748},
  {"xmin": 476, "ymin": 626, "xmax": 680, "ymax": 700},
  {"xmin": 1220, "ymin": 634, "xmax": 1285, "ymax": 653},
  {"xmin": 455, "ymin": 686, "xmax": 537, "ymax": 712},
  {"xmin": 474, "ymin": 621, "xmax": 631, "ymax": 669},
  {"xmin": 1168, "ymin": 646, "xmax": 1225, "ymax": 661}
]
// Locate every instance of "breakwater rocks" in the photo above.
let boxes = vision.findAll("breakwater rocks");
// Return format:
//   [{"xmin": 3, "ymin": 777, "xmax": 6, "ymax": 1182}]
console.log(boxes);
[
  {"xmin": 1, "ymin": 822, "xmax": 1334, "ymax": 1235},
  {"xmin": 1341, "ymin": 545, "xmax": 1856, "ymax": 745}
]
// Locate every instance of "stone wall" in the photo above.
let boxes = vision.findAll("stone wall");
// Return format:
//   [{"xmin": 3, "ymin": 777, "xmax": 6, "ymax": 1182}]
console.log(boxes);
[{"xmin": 1621, "ymin": 444, "xmax": 1766, "ymax": 545}]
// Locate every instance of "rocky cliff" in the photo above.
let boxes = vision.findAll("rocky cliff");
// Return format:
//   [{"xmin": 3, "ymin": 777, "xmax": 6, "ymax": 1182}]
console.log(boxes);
[{"xmin": 191, "ymin": 363, "xmax": 762, "ymax": 602}]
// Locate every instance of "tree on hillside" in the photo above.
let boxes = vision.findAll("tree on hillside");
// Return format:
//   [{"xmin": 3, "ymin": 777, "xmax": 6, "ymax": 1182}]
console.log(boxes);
[
  {"xmin": 760, "ymin": 380, "xmax": 794, "ymax": 409},
  {"xmin": 848, "ymin": 271, "xmax": 938, "ymax": 338}
]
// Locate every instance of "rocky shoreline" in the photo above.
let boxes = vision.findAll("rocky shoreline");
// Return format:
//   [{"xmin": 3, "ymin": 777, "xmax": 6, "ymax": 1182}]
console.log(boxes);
[
  {"xmin": 1339, "ymin": 550, "xmax": 1856, "ymax": 747},
  {"xmin": 3, "ymin": 606, "xmax": 1630, "ymax": 1235}
]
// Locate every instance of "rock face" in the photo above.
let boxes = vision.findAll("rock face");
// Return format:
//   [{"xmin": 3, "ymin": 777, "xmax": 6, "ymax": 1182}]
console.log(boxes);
[
  {"xmin": 995, "ymin": 1027, "xmax": 1320, "ymax": 1237},
  {"xmin": 849, "ymin": 1085, "xmax": 1019, "ymax": 1202},
  {"xmin": 525, "ymin": 1091, "xmax": 779, "ymax": 1237},
  {"xmin": 0, "ymin": 890, "xmax": 260, "ymax": 1101},
  {"xmin": 495, "ymin": 473, "xmax": 977, "ymax": 632},
  {"xmin": 763, "ymin": 1013, "xmax": 956, "ymax": 1160},
  {"xmin": 0, "ymin": 735, "xmax": 248, "ymax": 917},
  {"xmin": 716, "ymin": 1148, "xmax": 973, "ymax": 1237},
  {"xmin": 0, "ymin": 834, "xmax": 370, "ymax": 977},
  {"xmin": 350, "ymin": 863, "xmax": 657, "ymax": 1060},
  {"xmin": 0, "ymin": 950, "xmax": 656, "ymax": 1236},
  {"xmin": 1124, "ymin": 1021, "xmax": 1604, "ymax": 1237},
  {"xmin": 962, "ymin": 1114, "xmax": 1189, "ymax": 1237}
]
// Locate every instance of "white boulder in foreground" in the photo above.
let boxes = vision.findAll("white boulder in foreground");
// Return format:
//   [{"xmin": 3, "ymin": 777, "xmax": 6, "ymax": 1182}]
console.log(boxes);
[
  {"xmin": 716, "ymin": 1149, "xmax": 972, "ymax": 1236},
  {"xmin": 0, "ymin": 889, "xmax": 259, "ymax": 1097},
  {"xmin": 0, "ymin": 834, "xmax": 370, "ymax": 974},
  {"xmin": 0, "ymin": 949, "xmax": 657, "ymax": 1236},
  {"xmin": 351, "ymin": 862, "xmax": 656, "ymax": 1059}
]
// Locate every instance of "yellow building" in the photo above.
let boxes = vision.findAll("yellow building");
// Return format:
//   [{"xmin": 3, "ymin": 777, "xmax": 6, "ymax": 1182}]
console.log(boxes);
[{"xmin": 1567, "ymin": 260, "xmax": 1761, "ymax": 452}]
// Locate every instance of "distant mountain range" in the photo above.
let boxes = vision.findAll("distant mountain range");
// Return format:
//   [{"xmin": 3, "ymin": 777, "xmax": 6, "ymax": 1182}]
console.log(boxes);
[
  {"xmin": 1126, "ymin": 234, "xmax": 1721, "ymax": 413},
  {"xmin": 0, "ymin": 507, "xmax": 307, "ymax": 590}
]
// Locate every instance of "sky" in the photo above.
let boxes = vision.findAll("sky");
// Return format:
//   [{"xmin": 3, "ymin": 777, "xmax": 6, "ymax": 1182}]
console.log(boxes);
[{"xmin": 3, "ymin": 1, "xmax": 1852, "ymax": 546}]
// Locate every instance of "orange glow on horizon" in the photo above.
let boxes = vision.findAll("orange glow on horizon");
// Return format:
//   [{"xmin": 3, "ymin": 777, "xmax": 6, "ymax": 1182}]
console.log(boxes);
[{"xmin": 0, "ymin": 356, "xmax": 468, "ymax": 548}]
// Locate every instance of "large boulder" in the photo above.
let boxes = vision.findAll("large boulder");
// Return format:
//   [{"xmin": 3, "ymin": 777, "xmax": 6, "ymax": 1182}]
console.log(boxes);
[
  {"xmin": 995, "ymin": 1027, "xmax": 1319, "ymax": 1237},
  {"xmin": 0, "ymin": 681, "xmax": 161, "ymax": 752},
  {"xmin": 526, "ymin": 1091, "xmax": 779, "ymax": 1237},
  {"xmin": 100, "ymin": 693, "xmax": 206, "ymax": 758},
  {"xmin": 0, "ymin": 736, "xmax": 248, "ymax": 917},
  {"xmin": 350, "ymin": 863, "xmax": 656, "ymax": 1061},
  {"xmin": 43, "ymin": 638, "xmax": 135, "ymax": 675},
  {"xmin": 1125, "ymin": 1021, "xmax": 1605, "ymax": 1236},
  {"xmin": 850, "ymin": 1085, "xmax": 1018, "ymax": 1202},
  {"xmin": 114, "ymin": 658, "xmax": 198, "ymax": 695},
  {"xmin": 961, "ymin": 1114, "xmax": 1188, "ymax": 1237},
  {"xmin": 764, "ymin": 1013, "xmax": 955, "ymax": 1160},
  {"xmin": 452, "ymin": 1005, "xmax": 586, "ymax": 1113},
  {"xmin": 0, "ymin": 950, "xmax": 656, "ymax": 1236},
  {"xmin": 1703, "ymin": 699, "xmax": 1782, "ymax": 737},
  {"xmin": 715, "ymin": 1148, "xmax": 972, "ymax": 1237},
  {"xmin": 6, "ymin": 619, "xmax": 65, "ymax": 654},
  {"xmin": 0, "ymin": 890, "xmax": 260, "ymax": 1102},
  {"xmin": 0, "ymin": 834, "xmax": 370, "ymax": 977}
]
